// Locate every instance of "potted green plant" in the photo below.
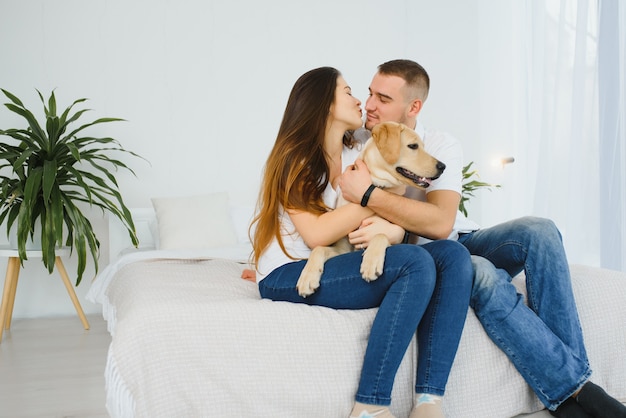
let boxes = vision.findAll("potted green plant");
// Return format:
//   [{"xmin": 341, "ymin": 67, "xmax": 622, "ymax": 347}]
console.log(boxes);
[
  {"xmin": 0, "ymin": 88, "xmax": 142, "ymax": 285},
  {"xmin": 459, "ymin": 161, "xmax": 501, "ymax": 217}
]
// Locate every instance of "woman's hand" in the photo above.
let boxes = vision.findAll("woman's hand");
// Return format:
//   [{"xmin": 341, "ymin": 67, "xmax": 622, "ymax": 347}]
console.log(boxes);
[
  {"xmin": 241, "ymin": 269, "xmax": 257, "ymax": 282},
  {"xmin": 348, "ymin": 215, "xmax": 406, "ymax": 248}
]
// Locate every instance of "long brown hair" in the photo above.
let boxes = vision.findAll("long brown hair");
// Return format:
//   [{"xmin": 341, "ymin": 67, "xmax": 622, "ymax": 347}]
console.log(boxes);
[{"xmin": 251, "ymin": 67, "xmax": 355, "ymax": 266}]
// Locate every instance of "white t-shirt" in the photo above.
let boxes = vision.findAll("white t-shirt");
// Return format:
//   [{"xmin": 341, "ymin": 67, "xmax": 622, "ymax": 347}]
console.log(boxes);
[{"xmin": 256, "ymin": 144, "xmax": 362, "ymax": 282}]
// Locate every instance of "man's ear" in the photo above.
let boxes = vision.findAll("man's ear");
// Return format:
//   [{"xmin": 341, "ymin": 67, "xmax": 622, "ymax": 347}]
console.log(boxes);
[{"xmin": 407, "ymin": 99, "xmax": 423, "ymax": 118}]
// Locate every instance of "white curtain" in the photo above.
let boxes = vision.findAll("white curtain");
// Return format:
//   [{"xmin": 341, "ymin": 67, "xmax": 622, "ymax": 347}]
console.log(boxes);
[
  {"xmin": 507, "ymin": 0, "xmax": 624, "ymax": 271},
  {"xmin": 598, "ymin": 0, "xmax": 626, "ymax": 272}
]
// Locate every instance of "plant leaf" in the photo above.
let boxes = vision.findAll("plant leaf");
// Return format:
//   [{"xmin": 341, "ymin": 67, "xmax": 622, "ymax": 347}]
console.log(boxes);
[
  {"xmin": 1, "ymin": 89, "xmax": 25, "ymax": 107},
  {"xmin": 3, "ymin": 103, "xmax": 49, "ymax": 151},
  {"xmin": 42, "ymin": 159, "xmax": 57, "ymax": 202},
  {"xmin": 460, "ymin": 161, "xmax": 501, "ymax": 216}
]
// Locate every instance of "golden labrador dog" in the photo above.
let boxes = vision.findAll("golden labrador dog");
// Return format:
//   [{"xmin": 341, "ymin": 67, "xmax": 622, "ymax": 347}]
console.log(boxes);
[{"xmin": 296, "ymin": 121, "xmax": 446, "ymax": 297}]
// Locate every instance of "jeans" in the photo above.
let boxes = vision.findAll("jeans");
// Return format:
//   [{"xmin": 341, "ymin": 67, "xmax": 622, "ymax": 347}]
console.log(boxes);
[
  {"xmin": 458, "ymin": 216, "xmax": 591, "ymax": 410},
  {"xmin": 258, "ymin": 241, "xmax": 472, "ymax": 406},
  {"xmin": 417, "ymin": 241, "xmax": 473, "ymax": 396}
]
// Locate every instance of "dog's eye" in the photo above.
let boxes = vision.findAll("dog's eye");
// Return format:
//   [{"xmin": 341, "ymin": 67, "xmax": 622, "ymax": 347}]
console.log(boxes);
[{"xmin": 408, "ymin": 143, "xmax": 419, "ymax": 150}]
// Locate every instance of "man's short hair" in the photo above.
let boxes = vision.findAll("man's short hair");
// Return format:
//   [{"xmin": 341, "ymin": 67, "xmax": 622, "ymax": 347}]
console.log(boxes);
[{"xmin": 378, "ymin": 59, "xmax": 430, "ymax": 102}]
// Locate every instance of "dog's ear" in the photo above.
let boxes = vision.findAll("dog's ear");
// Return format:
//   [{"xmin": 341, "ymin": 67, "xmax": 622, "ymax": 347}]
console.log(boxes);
[{"xmin": 372, "ymin": 122, "xmax": 402, "ymax": 165}]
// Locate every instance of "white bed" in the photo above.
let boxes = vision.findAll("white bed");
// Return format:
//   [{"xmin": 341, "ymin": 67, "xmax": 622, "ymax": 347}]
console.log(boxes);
[{"xmin": 87, "ymin": 192, "xmax": 626, "ymax": 418}]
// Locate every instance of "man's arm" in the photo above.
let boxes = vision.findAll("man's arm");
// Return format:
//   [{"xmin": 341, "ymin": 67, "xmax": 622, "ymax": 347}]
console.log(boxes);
[
  {"xmin": 366, "ymin": 187, "xmax": 459, "ymax": 240},
  {"xmin": 340, "ymin": 159, "xmax": 459, "ymax": 240}
]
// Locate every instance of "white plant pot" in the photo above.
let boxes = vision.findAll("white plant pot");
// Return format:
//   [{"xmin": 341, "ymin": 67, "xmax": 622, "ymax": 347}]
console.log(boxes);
[{"xmin": 8, "ymin": 223, "xmax": 42, "ymax": 251}]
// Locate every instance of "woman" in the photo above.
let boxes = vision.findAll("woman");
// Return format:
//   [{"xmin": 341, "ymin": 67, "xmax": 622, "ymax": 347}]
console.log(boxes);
[{"xmin": 251, "ymin": 67, "xmax": 472, "ymax": 418}]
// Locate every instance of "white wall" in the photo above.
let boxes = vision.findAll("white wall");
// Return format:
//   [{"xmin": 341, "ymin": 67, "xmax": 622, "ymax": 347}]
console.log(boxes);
[{"xmin": 0, "ymin": 0, "xmax": 510, "ymax": 318}]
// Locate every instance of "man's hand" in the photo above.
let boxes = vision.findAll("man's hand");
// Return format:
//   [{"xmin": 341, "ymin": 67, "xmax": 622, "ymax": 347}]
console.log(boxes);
[
  {"xmin": 348, "ymin": 215, "xmax": 406, "ymax": 247},
  {"xmin": 340, "ymin": 159, "xmax": 373, "ymax": 204}
]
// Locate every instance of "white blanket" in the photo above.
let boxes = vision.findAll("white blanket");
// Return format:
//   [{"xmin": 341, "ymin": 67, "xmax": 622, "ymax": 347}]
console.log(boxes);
[
  {"xmin": 89, "ymin": 255, "xmax": 415, "ymax": 417},
  {"xmin": 88, "ymin": 254, "xmax": 626, "ymax": 418}
]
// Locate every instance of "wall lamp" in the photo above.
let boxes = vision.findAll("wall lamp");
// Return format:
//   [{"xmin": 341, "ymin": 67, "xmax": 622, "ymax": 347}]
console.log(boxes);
[{"xmin": 494, "ymin": 156, "xmax": 515, "ymax": 168}]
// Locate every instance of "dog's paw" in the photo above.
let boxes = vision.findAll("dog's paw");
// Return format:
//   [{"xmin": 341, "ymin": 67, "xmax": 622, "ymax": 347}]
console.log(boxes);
[
  {"xmin": 360, "ymin": 248, "xmax": 385, "ymax": 282},
  {"xmin": 296, "ymin": 269, "xmax": 322, "ymax": 297}
]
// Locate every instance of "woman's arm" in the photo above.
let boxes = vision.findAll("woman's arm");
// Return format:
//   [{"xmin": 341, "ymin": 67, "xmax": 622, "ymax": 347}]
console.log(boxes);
[
  {"xmin": 347, "ymin": 215, "xmax": 406, "ymax": 247},
  {"xmin": 288, "ymin": 203, "xmax": 374, "ymax": 249}
]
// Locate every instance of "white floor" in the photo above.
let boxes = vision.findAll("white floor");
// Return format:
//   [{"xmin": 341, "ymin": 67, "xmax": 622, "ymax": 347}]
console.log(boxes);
[
  {"xmin": 0, "ymin": 315, "xmax": 110, "ymax": 418},
  {"xmin": 0, "ymin": 315, "xmax": 559, "ymax": 418}
]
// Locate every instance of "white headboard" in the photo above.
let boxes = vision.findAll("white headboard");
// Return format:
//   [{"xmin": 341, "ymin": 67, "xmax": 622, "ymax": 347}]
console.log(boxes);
[{"xmin": 108, "ymin": 208, "xmax": 158, "ymax": 261}]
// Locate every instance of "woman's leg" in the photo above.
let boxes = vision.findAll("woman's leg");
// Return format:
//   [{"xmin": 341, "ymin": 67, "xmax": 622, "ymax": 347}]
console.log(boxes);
[
  {"xmin": 259, "ymin": 244, "xmax": 437, "ymax": 406},
  {"xmin": 407, "ymin": 240, "xmax": 473, "ymax": 418},
  {"xmin": 413, "ymin": 240, "xmax": 473, "ymax": 396}
]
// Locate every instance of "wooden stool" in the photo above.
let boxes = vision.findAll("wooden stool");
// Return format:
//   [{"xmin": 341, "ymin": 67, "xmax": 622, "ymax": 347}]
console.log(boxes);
[{"xmin": 0, "ymin": 247, "xmax": 90, "ymax": 343}]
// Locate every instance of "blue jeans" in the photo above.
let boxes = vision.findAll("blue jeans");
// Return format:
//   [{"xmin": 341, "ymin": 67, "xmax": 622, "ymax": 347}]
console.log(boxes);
[
  {"xmin": 416, "ymin": 241, "xmax": 473, "ymax": 396},
  {"xmin": 258, "ymin": 241, "xmax": 472, "ymax": 406},
  {"xmin": 458, "ymin": 216, "xmax": 591, "ymax": 410}
]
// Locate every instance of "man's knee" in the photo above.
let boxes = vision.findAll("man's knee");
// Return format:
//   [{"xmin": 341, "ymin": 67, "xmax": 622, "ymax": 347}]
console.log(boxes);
[
  {"xmin": 516, "ymin": 216, "xmax": 562, "ymax": 242},
  {"xmin": 470, "ymin": 255, "xmax": 502, "ymax": 308},
  {"xmin": 472, "ymin": 254, "xmax": 496, "ymax": 281}
]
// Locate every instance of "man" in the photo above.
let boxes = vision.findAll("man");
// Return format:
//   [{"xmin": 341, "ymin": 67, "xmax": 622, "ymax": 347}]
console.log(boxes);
[{"xmin": 339, "ymin": 59, "xmax": 626, "ymax": 418}]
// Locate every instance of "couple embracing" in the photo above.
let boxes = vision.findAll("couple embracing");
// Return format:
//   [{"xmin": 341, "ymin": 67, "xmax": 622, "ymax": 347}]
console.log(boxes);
[{"xmin": 250, "ymin": 59, "xmax": 625, "ymax": 418}]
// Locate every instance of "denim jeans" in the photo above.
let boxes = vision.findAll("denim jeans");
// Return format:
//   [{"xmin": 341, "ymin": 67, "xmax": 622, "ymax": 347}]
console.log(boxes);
[
  {"xmin": 258, "ymin": 241, "xmax": 472, "ymax": 406},
  {"xmin": 458, "ymin": 216, "xmax": 592, "ymax": 410},
  {"xmin": 416, "ymin": 240, "xmax": 473, "ymax": 396}
]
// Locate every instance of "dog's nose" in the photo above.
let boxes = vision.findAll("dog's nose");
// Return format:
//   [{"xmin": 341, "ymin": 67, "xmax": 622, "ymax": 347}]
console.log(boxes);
[{"xmin": 437, "ymin": 161, "xmax": 446, "ymax": 172}]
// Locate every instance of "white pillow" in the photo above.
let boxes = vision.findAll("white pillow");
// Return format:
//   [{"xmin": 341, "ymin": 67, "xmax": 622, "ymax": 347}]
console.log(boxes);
[
  {"xmin": 151, "ymin": 192, "xmax": 238, "ymax": 250},
  {"xmin": 229, "ymin": 204, "xmax": 256, "ymax": 244}
]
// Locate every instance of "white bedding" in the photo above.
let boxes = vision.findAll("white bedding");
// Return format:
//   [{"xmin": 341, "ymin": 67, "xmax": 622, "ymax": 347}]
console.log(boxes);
[
  {"xmin": 88, "ymin": 252, "xmax": 415, "ymax": 417},
  {"xmin": 87, "ymin": 245, "xmax": 252, "ymax": 335},
  {"xmin": 88, "ymin": 248, "xmax": 626, "ymax": 418}
]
